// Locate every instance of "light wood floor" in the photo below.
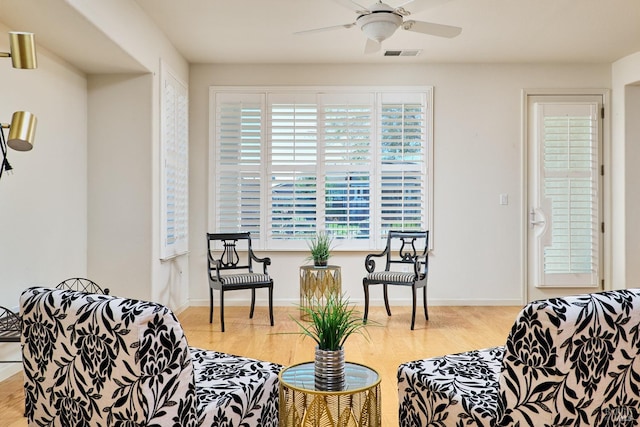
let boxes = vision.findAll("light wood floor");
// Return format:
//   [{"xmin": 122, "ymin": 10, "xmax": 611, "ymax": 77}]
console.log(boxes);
[{"xmin": 0, "ymin": 304, "xmax": 521, "ymax": 426}]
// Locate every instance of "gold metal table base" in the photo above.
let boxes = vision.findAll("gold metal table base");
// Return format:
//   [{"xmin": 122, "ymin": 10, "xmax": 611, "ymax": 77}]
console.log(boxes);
[
  {"xmin": 299, "ymin": 265, "xmax": 342, "ymax": 321},
  {"xmin": 279, "ymin": 362, "xmax": 381, "ymax": 427}
]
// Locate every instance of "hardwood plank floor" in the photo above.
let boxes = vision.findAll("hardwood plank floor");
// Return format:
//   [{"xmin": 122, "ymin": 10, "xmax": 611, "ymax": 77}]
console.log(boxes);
[{"xmin": 0, "ymin": 305, "xmax": 521, "ymax": 426}]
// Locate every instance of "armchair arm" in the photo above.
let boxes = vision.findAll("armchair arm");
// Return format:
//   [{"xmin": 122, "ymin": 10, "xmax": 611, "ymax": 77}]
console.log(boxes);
[
  {"xmin": 207, "ymin": 251, "xmax": 224, "ymax": 282},
  {"xmin": 250, "ymin": 251, "xmax": 271, "ymax": 275},
  {"xmin": 364, "ymin": 246, "xmax": 389, "ymax": 273},
  {"xmin": 413, "ymin": 252, "xmax": 429, "ymax": 277}
]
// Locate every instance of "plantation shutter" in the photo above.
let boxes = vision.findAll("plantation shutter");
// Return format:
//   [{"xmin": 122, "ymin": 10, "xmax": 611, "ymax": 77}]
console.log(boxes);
[
  {"xmin": 160, "ymin": 64, "xmax": 188, "ymax": 260},
  {"xmin": 268, "ymin": 93, "xmax": 318, "ymax": 243},
  {"xmin": 321, "ymin": 93, "xmax": 374, "ymax": 241},
  {"xmin": 211, "ymin": 87, "xmax": 431, "ymax": 250},
  {"xmin": 213, "ymin": 92, "xmax": 264, "ymax": 238},
  {"xmin": 378, "ymin": 92, "xmax": 428, "ymax": 237},
  {"xmin": 535, "ymin": 102, "xmax": 600, "ymax": 287}
]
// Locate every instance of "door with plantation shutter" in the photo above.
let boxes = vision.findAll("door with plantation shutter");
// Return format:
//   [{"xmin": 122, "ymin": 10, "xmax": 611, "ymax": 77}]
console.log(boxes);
[{"xmin": 527, "ymin": 95, "xmax": 604, "ymax": 301}]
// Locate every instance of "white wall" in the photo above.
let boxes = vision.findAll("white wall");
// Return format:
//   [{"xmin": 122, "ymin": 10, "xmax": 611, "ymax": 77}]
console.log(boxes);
[
  {"xmin": 0, "ymin": 22, "xmax": 88, "ymax": 379},
  {"xmin": 189, "ymin": 63, "xmax": 611, "ymax": 309},
  {"xmin": 87, "ymin": 74, "xmax": 153, "ymax": 301},
  {"xmin": 67, "ymin": 0, "xmax": 191, "ymax": 308},
  {"xmin": 612, "ymin": 52, "xmax": 640, "ymax": 289},
  {"xmin": 0, "ymin": 1, "xmax": 190, "ymax": 380}
]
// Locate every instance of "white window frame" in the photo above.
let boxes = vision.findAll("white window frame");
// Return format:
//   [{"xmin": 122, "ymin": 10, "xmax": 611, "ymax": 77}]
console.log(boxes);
[
  {"xmin": 160, "ymin": 61, "xmax": 189, "ymax": 260},
  {"xmin": 208, "ymin": 86, "xmax": 434, "ymax": 251}
]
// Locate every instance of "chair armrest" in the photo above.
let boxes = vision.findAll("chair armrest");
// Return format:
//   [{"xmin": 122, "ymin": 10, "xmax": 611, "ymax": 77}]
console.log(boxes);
[
  {"xmin": 207, "ymin": 252, "xmax": 224, "ymax": 281},
  {"xmin": 364, "ymin": 247, "xmax": 389, "ymax": 273},
  {"xmin": 413, "ymin": 252, "xmax": 429, "ymax": 277},
  {"xmin": 250, "ymin": 251, "xmax": 271, "ymax": 274}
]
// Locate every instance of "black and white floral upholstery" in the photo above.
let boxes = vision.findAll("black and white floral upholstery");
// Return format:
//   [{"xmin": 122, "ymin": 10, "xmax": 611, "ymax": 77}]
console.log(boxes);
[
  {"xmin": 20, "ymin": 286, "xmax": 282, "ymax": 427},
  {"xmin": 398, "ymin": 289, "xmax": 640, "ymax": 426}
]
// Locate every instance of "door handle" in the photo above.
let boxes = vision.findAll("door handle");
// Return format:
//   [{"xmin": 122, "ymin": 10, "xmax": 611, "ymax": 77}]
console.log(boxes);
[{"xmin": 529, "ymin": 208, "xmax": 546, "ymax": 229}]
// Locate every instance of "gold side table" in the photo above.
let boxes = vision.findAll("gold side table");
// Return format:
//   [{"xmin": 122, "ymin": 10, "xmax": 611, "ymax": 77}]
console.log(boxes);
[
  {"xmin": 299, "ymin": 265, "xmax": 342, "ymax": 320},
  {"xmin": 279, "ymin": 361, "xmax": 381, "ymax": 427}
]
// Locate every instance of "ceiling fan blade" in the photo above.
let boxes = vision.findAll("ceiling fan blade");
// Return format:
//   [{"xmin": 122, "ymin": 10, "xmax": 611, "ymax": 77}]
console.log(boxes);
[
  {"xmin": 295, "ymin": 22, "xmax": 357, "ymax": 35},
  {"xmin": 393, "ymin": 0, "xmax": 452, "ymax": 15},
  {"xmin": 330, "ymin": 0, "xmax": 370, "ymax": 14},
  {"xmin": 402, "ymin": 20, "xmax": 462, "ymax": 38},
  {"xmin": 364, "ymin": 38, "xmax": 381, "ymax": 54}
]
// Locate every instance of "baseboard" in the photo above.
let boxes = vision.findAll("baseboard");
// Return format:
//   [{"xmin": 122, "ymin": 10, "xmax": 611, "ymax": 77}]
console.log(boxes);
[
  {"xmin": 171, "ymin": 300, "xmax": 191, "ymax": 316},
  {"xmin": 0, "ymin": 360, "xmax": 21, "ymax": 382},
  {"xmin": 189, "ymin": 297, "xmax": 523, "ymax": 307}
]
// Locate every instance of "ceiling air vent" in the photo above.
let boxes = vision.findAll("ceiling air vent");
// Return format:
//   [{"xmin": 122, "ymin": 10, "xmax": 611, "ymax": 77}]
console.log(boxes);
[{"xmin": 384, "ymin": 49, "xmax": 422, "ymax": 57}]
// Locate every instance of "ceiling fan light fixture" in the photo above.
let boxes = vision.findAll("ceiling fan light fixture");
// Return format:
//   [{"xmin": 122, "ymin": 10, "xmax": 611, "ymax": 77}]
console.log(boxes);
[{"xmin": 357, "ymin": 12, "xmax": 402, "ymax": 43}]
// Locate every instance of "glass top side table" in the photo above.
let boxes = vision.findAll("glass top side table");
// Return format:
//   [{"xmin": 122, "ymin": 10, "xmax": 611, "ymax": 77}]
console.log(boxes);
[{"xmin": 279, "ymin": 361, "xmax": 381, "ymax": 427}]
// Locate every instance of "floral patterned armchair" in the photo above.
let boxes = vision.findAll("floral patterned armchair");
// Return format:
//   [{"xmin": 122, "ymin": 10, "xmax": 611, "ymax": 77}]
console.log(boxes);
[
  {"xmin": 20, "ymin": 286, "xmax": 282, "ymax": 426},
  {"xmin": 398, "ymin": 289, "xmax": 640, "ymax": 426}
]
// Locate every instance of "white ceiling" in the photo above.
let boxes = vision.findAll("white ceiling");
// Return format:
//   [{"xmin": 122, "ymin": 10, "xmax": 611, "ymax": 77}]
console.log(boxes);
[
  {"xmin": 133, "ymin": 0, "xmax": 640, "ymax": 65},
  {"xmin": 1, "ymin": 0, "xmax": 639, "ymax": 73}
]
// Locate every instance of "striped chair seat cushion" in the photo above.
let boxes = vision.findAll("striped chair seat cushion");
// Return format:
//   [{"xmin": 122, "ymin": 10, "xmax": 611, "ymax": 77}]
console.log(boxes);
[
  {"xmin": 367, "ymin": 271, "xmax": 416, "ymax": 283},
  {"xmin": 218, "ymin": 273, "xmax": 270, "ymax": 285}
]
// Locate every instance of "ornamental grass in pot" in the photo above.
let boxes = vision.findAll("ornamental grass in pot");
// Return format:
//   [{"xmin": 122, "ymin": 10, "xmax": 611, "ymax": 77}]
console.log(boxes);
[
  {"xmin": 307, "ymin": 231, "xmax": 334, "ymax": 267},
  {"xmin": 294, "ymin": 293, "xmax": 370, "ymax": 391}
]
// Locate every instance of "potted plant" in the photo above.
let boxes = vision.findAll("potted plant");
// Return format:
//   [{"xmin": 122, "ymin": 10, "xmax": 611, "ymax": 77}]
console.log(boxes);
[
  {"xmin": 307, "ymin": 231, "xmax": 333, "ymax": 267},
  {"xmin": 294, "ymin": 293, "xmax": 370, "ymax": 391}
]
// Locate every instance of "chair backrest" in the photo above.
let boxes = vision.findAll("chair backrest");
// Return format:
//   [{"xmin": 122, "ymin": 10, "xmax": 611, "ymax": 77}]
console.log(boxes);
[
  {"xmin": 382, "ymin": 230, "xmax": 429, "ymax": 271},
  {"xmin": 497, "ymin": 289, "xmax": 640, "ymax": 426},
  {"xmin": 0, "ymin": 305, "xmax": 20, "ymax": 342},
  {"xmin": 207, "ymin": 232, "xmax": 255, "ymax": 273},
  {"xmin": 20, "ymin": 286, "xmax": 199, "ymax": 426},
  {"xmin": 56, "ymin": 277, "xmax": 109, "ymax": 294}
]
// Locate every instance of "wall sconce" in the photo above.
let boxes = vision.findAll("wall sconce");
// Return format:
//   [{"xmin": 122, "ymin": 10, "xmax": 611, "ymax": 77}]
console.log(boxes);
[
  {"xmin": 0, "ymin": 111, "xmax": 37, "ymax": 180},
  {"xmin": 0, "ymin": 32, "xmax": 37, "ymax": 69}
]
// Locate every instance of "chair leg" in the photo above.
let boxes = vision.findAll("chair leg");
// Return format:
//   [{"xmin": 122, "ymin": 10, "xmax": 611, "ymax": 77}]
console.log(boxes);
[
  {"xmin": 209, "ymin": 288, "xmax": 214, "ymax": 323},
  {"xmin": 220, "ymin": 289, "xmax": 225, "ymax": 332},
  {"xmin": 423, "ymin": 286, "xmax": 429, "ymax": 320},
  {"xmin": 249, "ymin": 288, "xmax": 256, "ymax": 319},
  {"xmin": 383, "ymin": 284, "xmax": 391, "ymax": 316},
  {"xmin": 411, "ymin": 285, "xmax": 417, "ymax": 330},
  {"xmin": 363, "ymin": 280, "xmax": 369, "ymax": 323},
  {"xmin": 268, "ymin": 284, "xmax": 274, "ymax": 326}
]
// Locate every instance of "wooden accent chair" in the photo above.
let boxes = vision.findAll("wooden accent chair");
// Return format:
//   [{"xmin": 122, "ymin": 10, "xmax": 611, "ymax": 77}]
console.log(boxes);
[
  {"xmin": 0, "ymin": 305, "xmax": 20, "ymax": 344},
  {"xmin": 56, "ymin": 277, "xmax": 109, "ymax": 294},
  {"xmin": 206, "ymin": 232, "xmax": 274, "ymax": 332},
  {"xmin": 363, "ymin": 230, "xmax": 429, "ymax": 330},
  {"xmin": 0, "ymin": 305, "xmax": 21, "ymax": 363}
]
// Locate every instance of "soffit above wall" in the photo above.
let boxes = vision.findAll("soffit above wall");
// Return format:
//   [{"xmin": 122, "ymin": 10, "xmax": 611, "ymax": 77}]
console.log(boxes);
[{"xmin": 0, "ymin": 0, "xmax": 147, "ymax": 74}]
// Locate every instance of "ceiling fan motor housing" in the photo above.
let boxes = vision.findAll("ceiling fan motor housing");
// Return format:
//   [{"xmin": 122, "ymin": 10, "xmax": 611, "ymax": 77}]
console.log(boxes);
[{"xmin": 356, "ymin": 3, "xmax": 403, "ymax": 42}]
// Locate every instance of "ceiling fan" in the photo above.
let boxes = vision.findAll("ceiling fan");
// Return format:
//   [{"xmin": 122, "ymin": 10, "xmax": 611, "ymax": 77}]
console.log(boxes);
[{"xmin": 296, "ymin": 0, "xmax": 462, "ymax": 54}]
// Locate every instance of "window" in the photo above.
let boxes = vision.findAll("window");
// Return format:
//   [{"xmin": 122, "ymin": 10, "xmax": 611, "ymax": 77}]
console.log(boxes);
[
  {"xmin": 160, "ymin": 62, "xmax": 188, "ymax": 259},
  {"xmin": 210, "ymin": 87, "xmax": 432, "ymax": 250}
]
